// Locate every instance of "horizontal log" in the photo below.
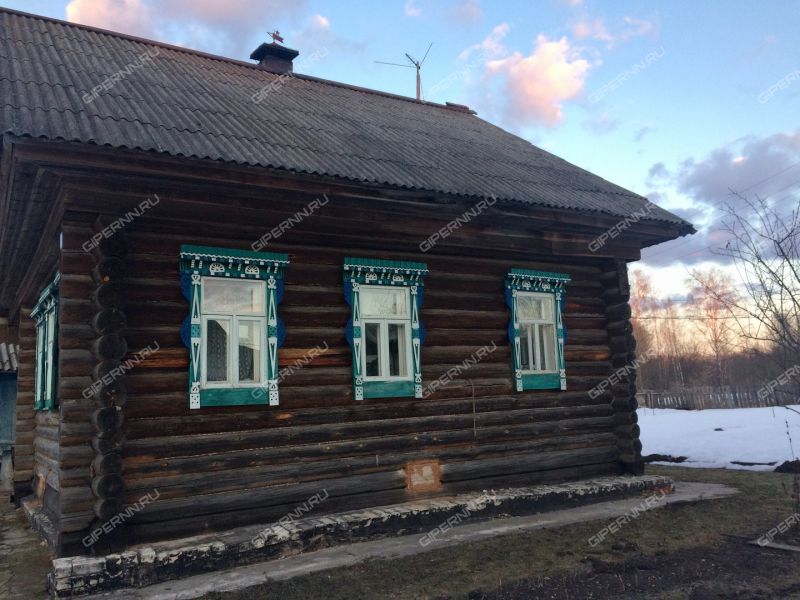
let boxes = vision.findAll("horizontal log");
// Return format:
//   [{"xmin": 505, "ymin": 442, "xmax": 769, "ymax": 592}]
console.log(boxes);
[
  {"xmin": 131, "ymin": 469, "xmax": 406, "ymax": 524},
  {"xmin": 440, "ymin": 446, "xmax": 618, "ymax": 482}
]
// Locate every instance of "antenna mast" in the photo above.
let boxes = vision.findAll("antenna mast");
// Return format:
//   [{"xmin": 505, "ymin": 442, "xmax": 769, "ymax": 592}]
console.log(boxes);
[{"xmin": 375, "ymin": 42, "xmax": 432, "ymax": 101}]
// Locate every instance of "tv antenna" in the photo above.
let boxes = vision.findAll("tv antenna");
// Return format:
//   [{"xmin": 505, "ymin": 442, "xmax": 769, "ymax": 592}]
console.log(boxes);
[{"xmin": 375, "ymin": 42, "xmax": 432, "ymax": 100}]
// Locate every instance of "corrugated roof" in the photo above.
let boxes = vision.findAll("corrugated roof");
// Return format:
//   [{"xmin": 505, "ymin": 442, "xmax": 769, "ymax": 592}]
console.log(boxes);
[
  {"xmin": 0, "ymin": 343, "xmax": 18, "ymax": 372},
  {"xmin": 0, "ymin": 8, "xmax": 690, "ymax": 228}
]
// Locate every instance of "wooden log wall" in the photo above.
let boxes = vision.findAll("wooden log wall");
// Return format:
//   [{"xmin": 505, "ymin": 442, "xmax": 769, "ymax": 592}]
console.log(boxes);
[
  {"xmin": 86, "ymin": 222, "xmax": 129, "ymax": 553},
  {"xmin": 12, "ymin": 307, "xmax": 35, "ymax": 500},
  {"xmin": 58, "ymin": 221, "xmax": 103, "ymax": 553},
  {"xmin": 601, "ymin": 260, "xmax": 643, "ymax": 474},
  {"xmin": 53, "ymin": 186, "xmax": 648, "ymax": 553}
]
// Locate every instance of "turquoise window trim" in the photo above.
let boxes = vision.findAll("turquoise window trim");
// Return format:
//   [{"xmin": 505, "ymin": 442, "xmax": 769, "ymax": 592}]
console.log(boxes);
[
  {"xmin": 31, "ymin": 273, "xmax": 60, "ymax": 411},
  {"xmin": 505, "ymin": 269, "xmax": 570, "ymax": 392},
  {"xmin": 179, "ymin": 245, "xmax": 289, "ymax": 409},
  {"xmin": 343, "ymin": 257, "xmax": 428, "ymax": 401},
  {"xmin": 196, "ymin": 387, "xmax": 272, "ymax": 407},
  {"xmin": 362, "ymin": 380, "xmax": 415, "ymax": 399}
]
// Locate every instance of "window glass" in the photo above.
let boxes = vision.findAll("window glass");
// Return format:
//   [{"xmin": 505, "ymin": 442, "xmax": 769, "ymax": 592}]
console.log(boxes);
[
  {"xmin": 361, "ymin": 287, "xmax": 408, "ymax": 318},
  {"xmin": 520, "ymin": 325, "xmax": 533, "ymax": 371},
  {"xmin": 517, "ymin": 296, "xmax": 543, "ymax": 320},
  {"xmin": 517, "ymin": 293, "xmax": 558, "ymax": 373},
  {"xmin": 44, "ymin": 312, "xmax": 56, "ymax": 400},
  {"xmin": 203, "ymin": 279, "xmax": 264, "ymax": 314},
  {"xmin": 388, "ymin": 323, "xmax": 408, "ymax": 377},
  {"xmin": 540, "ymin": 323, "xmax": 556, "ymax": 371},
  {"xmin": 238, "ymin": 320, "xmax": 261, "ymax": 382},
  {"xmin": 364, "ymin": 323, "xmax": 380, "ymax": 377},
  {"xmin": 517, "ymin": 295, "xmax": 554, "ymax": 321},
  {"xmin": 34, "ymin": 323, "xmax": 44, "ymax": 405},
  {"xmin": 206, "ymin": 318, "xmax": 230, "ymax": 382}
]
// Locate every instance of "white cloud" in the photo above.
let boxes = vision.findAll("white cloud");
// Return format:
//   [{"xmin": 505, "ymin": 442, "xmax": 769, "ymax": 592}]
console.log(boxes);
[
  {"xmin": 582, "ymin": 110, "xmax": 618, "ymax": 134},
  {"xmin": 482, "ymin": 33, "xmax": 590, "ymax": 126},
  {"xmin": 572, "ymin": 18, "xmax": 612, "ymax": 42},
  {"xmin": 459, "ymin": 23, "xmax": 510, "ymax": 61},
  {"xmin": 642, "ymin": 131, "xmax": 800, "ymax": 267},
  {"xmin": 404, "ymin": 0, "xmax": 422, "ymax": 17},
  {"xmin": 66, "ymin": 0, "xmax": 309, "ymax": 56},
  {"xmin": 291, "ymin": 13, "xmax": 365, "ymax": 64},
  {"xmin": 309, "ymin": 14, "xmax": 330, "ymax": 31},
  {"xmin": 66, "ymin": 0, "xmax": 154, "ymax": 38},
  {"xmin": 572, "ymin": 14, "xmax": 658, "ymax": 48},
  {"xmin": 451, "ymin": 0, "xmax": 482, "ymax": 24}
]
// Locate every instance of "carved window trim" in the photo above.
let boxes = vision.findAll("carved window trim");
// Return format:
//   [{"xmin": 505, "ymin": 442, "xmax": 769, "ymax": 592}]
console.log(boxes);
[
  {"xmin": 31, "ymin": 273, "xmax": 60, "ymax": 411},
  {"xmin": 343, "ymin": 258, "xmax": 428, "ymax": 400},
  {"xmin": 505, "ymin": 269, "xmax": 570, "ymax": 391},
  {"xmin": 179, "ymin": 245, "xmax": 289, "ymax": 409}
]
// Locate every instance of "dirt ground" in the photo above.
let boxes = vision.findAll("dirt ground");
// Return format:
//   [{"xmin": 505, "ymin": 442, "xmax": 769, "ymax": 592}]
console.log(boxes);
[
  {"xmin": 0, "ymin": 499, "xmax": 52, "ymax": 600},
  {"xmin": 204, "ymin": 467, "xmax": 800, "ymax": 600},
  {"xmin": 3, "ymin": 467, "xmax": 799, "ymax": 599}
]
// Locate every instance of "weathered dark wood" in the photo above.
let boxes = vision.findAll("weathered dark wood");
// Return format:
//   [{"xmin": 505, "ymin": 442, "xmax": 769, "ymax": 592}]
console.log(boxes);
[
  {"xmin": 91, "ymin": 407, "xmax": 123, "ymax": 433},
  {"xmin": 92, "ymin": 309, "xmax": 127, "ymax": 336},
  {"xmin": 94, "ymin": 283, "xmax": 126, "ymax": 310},
  {"xmin": 92, "ymin": 334, "xmax": 128, "ymax": 361},
  {"xmin": 92, "ymin": 256, "xmax": 126, "ymax": 283},
  {"xmin": 3, "ymin": 138, "xmax": 677, "ymax": 556},
  {"xmin": 91, "ymin": 474, "xmax": 124, "ymax": 498},
  {"xmin": 92, "ymin": 452, "xmax": 123, "ymax": 476}
]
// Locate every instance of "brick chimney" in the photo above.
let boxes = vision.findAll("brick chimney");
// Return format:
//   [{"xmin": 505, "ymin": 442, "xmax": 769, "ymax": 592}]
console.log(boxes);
[{"xmin": 250, "ymin": 41, "xmax": 299, "ymax": 74}]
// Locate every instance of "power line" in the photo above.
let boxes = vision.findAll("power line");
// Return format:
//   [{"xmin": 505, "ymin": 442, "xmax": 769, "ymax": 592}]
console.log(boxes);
[
  {"xmin": 634, "ymin": 315, "xmax": 751, "ymax": 321},
  {"xmin": 738, "ymin": 160, "xmax": 800, "ymax": 194}
]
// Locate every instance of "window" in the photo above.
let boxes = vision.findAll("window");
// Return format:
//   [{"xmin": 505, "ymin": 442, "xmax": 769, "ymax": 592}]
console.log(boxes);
[
  {"xmin": 31, "ymin": 274, "xmax": 60, "ymax": 411},
  {"xmin": 343, "ymin": 258, "xmax": 428, "ymax": 400},
  {"xmin": 200, "ymin": 279, "xmax": 266, "ymax": 387},
  {"xmin": 361, "ymin": 287, "xmax": 412, "ymax": 380},
  {"xmin": 517, "ymin": 293, "xmax": 557, "ymax": 373},
  {"xmin": 179, "ymin": 245, "xmax": 289, "ymax": 409},
  {"xmin": 505, "ymin": 269, "xmax": 570, "ymax": 391}
]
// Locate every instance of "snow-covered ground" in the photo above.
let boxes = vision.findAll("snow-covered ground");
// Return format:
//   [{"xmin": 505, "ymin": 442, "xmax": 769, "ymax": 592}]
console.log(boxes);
[{"xmin": 638, "ymin": 405, "xmax": 800, "ymax": 471}]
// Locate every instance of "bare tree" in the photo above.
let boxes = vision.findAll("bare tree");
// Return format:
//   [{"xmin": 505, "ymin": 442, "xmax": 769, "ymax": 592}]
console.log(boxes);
[
  {"xmin": 713, "ymin": 193, "xmax": 800, "ymax": 393},
  {"xmin": 630, "ymin": 269, "xmax": 657, "ymax": 358},
  {"xmin": 658, "ymin": 298, "xmax": 688, "ymax": 389},
  {"xmin": 687, "ymin": 267, "xmax": 739, "ymax": 386}
]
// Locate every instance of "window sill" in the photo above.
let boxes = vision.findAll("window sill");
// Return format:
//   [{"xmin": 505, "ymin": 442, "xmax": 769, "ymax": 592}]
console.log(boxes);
[
  {"xmin": 520, "ymin": 373, "xmax": 563, "ymax": 390},
  {"xmin": 362, "ymin": 379, "xmax": 415, "ymax": 399},
  {"xmin": 199, "ymin": 387, "xmax": 270, "ymax": 407}
]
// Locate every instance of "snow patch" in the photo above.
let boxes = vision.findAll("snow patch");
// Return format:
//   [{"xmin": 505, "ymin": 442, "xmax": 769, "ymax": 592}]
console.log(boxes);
[{"xmin": 639, "ymin": 405, "xmax": 800, "ymax": 471}]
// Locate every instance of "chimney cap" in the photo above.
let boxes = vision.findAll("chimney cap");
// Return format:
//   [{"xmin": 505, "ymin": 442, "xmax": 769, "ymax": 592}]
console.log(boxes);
[{"xmin": 250, "ymin": 42, "xmax": 299, "ymax": 65}]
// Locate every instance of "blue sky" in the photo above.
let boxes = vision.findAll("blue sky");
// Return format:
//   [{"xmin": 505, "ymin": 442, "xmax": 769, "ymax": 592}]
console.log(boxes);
[{"xmin": 4, "ymin": 0, "xmax": 799, "ymax": 297}]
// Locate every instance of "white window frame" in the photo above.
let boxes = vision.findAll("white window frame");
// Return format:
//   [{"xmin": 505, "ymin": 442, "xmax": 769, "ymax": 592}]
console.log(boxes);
[
  {"xmin": 359, "ymin": 285, "xmax": 414, "ymax": 383},
  {"xmin": 517, "ymin": 291, "xmax": 559, "ymax": 375},
  {"xmin": 200, "ymin": 277, "xmax": 268, "ymax": 390}
]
